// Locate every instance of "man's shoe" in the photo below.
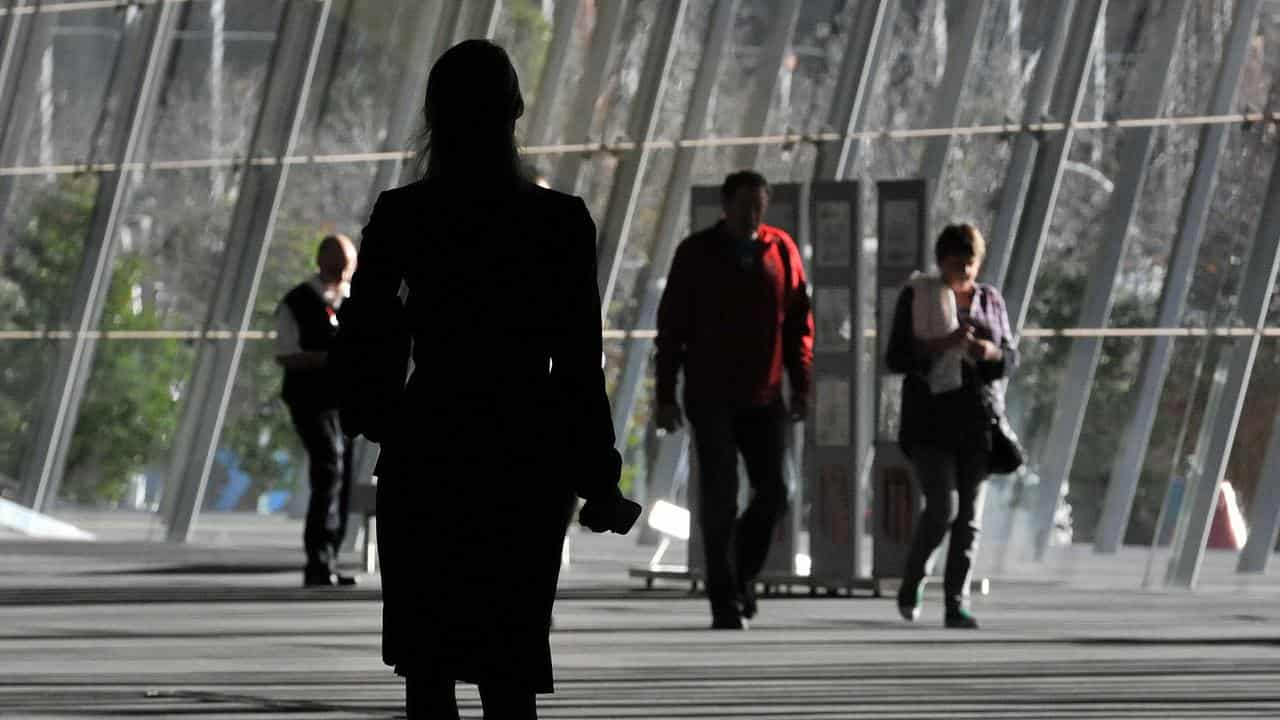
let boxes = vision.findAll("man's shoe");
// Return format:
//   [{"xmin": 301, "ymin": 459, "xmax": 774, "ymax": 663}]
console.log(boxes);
[
  {"xmin": 944, "ymin": 608, "xmax": 979, "ymax": 629},
  {"xmin": 739, "ymin": 582, "xmax": 758, "ymax": 620},
  {"xmin": 711, "ymin": 615, "xmax": 748, "ymax": 630},
  {"xmin": 897, "ymin": 580, "xmax": 923, "ymax": 622},
  {"xmin": 303, "ymin": 572, "xmax": 358, "ymax": 588}
]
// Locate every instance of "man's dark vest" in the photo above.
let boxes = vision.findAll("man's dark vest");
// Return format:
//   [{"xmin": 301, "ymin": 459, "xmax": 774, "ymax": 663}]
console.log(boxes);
[{"xmin": 281, "ymin": 282, "xmax": 339, "ymax": 411}]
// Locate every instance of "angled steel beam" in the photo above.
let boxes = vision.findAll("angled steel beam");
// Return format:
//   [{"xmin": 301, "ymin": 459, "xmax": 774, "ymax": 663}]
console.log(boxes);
[
  {"xmin": 812, "ymin": 0, "xmax": 895, "ymax": 181},
  {"xmin": 438, "ymin": 0, "xmax": 466, "ymax": 52},
  {"xmin": 467, "ymin": 0, "xmax": 502, "ymax": 41},
  {"xmin": 1166, "ymin": 137, "xmax": 1280, "ymax": 588},
  {"xmin": 1029, "ymin": 0, "xmax": 1188, "ymax": 560},
  {"xmin": 554, "ymin": 0, "xmax": 628, "ymax": 194},
  {"xmin": 365, "ymin": 0, "xmax": 445, "ymax": 205},
  {"xmin": 523, "ymin": 0, "xmax": 580, "ymax": 150},
  {"xmin": 607, "ymin": 0, "xmax": 738, "ymax": 449},
  {"xmin": 1000, "ymin": 0, "xmax": 1107, "ymax": 333},
  {"xmin": 918, "ymin": 0, "xmax": 990, "ymax": 206},
  {"xmin": 18, "ymin": 2, "xmax": 181, "ymax": 511},
  {"xmin": 981, "ymin": 0, "xmax": 1079, "ymax": 289},
  {"xmin": 1095, "ymin": 0, "xmax": 1262, "ymax": 554},
  {"xmin": 596, "ymin": 0, "xmax": 689, "ymax": 318},
  {"xmin": 1239, "ymin": 403, "xmax": 1280, "ymax": 572},
  {"xmin": 734, "ymin": 0, "xmax": 801, "ymax": 171},
  {"xmin": 164, "ymin": 0, "xmax": 333, "ymax": 542},
  {"xmin": 0, "ymin": 0, "xmax": 50, "ymax": 246}
]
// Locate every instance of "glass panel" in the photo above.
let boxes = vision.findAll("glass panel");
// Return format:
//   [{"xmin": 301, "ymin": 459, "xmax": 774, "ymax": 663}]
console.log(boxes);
[
  {"xmin": 1165, "ymin": 0, "xmax": 1238, "ymax": 117},
  {"xmin": 210, "ymin": 160, "xmax": 379, "ymax": 519},
  {"xmin": 957, "ymin": 0, "xmax": 1064, "ymax": 127},
  {"xmin": 932, "ymin": 132, "xmax": 1010, "ymax": 245},
  {"xmin": 494, "ymin": 0, "xmax": 554, "ymax": 109},
  {"xmin": 0, "ymin": 174, "xmax": 97, "ymax": 498},
  {"xmin": 54, "ymin": 340, "xmax": 193, "ymax": 517},
  {"xmin": 0, "ymin": 343, "xmax": 53, "ymax": 496},
  {"xmin": 1024, "ymin": 128, "xmax": 1118, "ymax": 328},
  {"xmin": 520, "ymin": 0, "xmax": 591, "ymax": 150},
  {"xmin": 592, "ymin": 0, "xmax": 654, "ymax": 144},
  {"xmin": 294, "ymin": 0, "xmax": 420, "ymax": 157},
  {"xmin": 754, "ymin": 0, "xmax": 856, "ymax": 182},
  {"xmin": 8, "ymin": 7, "xmax": 122, "ymax": 167},
  {"xmin": 148, "ymin": 0, "xmax": 285, "ymax": 165},
  {"xmin": 1186, "ymin": 124, "xmax": 1275, "ymax": 328},
  {"xmin": 1112, "ymin": 125, "xmax": 1200, "ymax": 328},
  {"xmin": 1231, "ymin": 337, "xmax": 1280, "ymax": 523}
]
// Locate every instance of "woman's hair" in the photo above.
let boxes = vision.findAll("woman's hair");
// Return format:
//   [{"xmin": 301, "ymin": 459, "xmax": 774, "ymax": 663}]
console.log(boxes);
[
  {"xmin": 417, "ymin": 40, "xmax": 525, "ymax": 183},
  {"xmin": 934, "ymin": 224, "xmax": 986, "ymax": 265}
]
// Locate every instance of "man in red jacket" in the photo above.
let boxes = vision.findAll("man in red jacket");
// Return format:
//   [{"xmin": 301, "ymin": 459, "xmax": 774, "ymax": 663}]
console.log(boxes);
[{"xmin": 655, "ymin": 171, "xmax": 814, "ymax": 629}]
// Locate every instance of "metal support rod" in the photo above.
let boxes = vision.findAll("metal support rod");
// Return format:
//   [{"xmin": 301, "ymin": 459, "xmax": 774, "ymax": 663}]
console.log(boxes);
[
  {"xmin": 1095, "ymin": 0, "xmax": 1262, "ymax": 554},
  {"xmin": 595, "ymin": 0, "xmax": 689, "ymax": 319},
  {"xmin": 164, "ymin": 0, "xmax": 332, "ymax": 543},
  {"xmin": 1166, "ymin": 137, "xmax": 1280, "ymax": 588},
  {"xmin": 981, "ymin": 0, "xmax": 1078, "ymax": 289},
  {"xmin": 1029, "ymin": 0, "xmax": 1188, "ymax": 560},
  {"xmin": 918, "ymin": 0, "xmax": 989, "ymax": 207},
  {"xmin": 523, "ymin": 0, "xmax": 579, "ymax": 151},
  {"xmin": 553, "ymin": 0, "xmax": 626, "ymax": 194},
  {"xmin": 607, "ymin": 0, "xmax": 737, "ymax": 450},
  {"xmin": 812, "ymin": 0, "xmax": 895, "ymax": 180},
  {"xmin": 1001, "ymin": 0, "xmax": 1107, "ymax": 333},
  {"xmin": 733, "ymin": 0, "xmax": 801, "ymax": 171},
  {"xmin": 19, "ymin": 2, "xmax": 180, "ymax": 511}
]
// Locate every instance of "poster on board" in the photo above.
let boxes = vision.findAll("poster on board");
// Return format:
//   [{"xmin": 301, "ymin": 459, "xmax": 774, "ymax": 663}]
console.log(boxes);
[
  {"xmin": 815, "ymin": 201, "xmax": 852, "ymax": 267},
  {"xmin": 815, "ymin": 377, "xmax": 851, "ymax": 447},
  {"xmin": 881, "ymin": 199, "xmax": 921, "ymax": 271},
  {"xmin": 815, "ymin": 288, "xmax": 852, "ymax": 353}
]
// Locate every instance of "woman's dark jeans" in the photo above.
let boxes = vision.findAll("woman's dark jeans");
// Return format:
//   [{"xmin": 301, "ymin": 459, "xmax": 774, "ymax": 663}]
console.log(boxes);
[{"xmin": 901, "ymin": 443, "xmax": 988, "ymax": 612}]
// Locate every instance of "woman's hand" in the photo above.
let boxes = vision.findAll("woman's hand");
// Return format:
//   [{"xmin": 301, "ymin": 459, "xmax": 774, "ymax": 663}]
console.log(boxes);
[
  {"xmin": 968, "ymin": 338, "xmax": 1002, "ymax": 362},
  {"xmin": 924, "ymin": 325, "xmax": 973, "ymax": 354}
]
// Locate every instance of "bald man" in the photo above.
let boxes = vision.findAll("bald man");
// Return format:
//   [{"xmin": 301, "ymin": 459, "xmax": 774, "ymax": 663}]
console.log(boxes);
[{"xmin": 276, "ymin": 233, "xmax": 360, "ymax": 588}]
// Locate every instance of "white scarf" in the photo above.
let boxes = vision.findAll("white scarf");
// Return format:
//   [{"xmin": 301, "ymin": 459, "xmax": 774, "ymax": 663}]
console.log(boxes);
[{"xmin": 908, "ymin": 272, "xmax": 963, "ymax": 394}]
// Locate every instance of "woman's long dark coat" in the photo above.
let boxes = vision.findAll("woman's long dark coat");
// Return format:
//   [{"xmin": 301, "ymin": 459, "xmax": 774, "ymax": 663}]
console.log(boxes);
[{"xmin": 338, "ymin": 178, "xmax": 621, "ymax": 694}]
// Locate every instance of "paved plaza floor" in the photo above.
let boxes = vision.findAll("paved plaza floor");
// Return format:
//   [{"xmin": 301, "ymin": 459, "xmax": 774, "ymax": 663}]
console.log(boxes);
[{"xmin": 1, "ymin": 513, "xmax": 1279, "ymax": 718}]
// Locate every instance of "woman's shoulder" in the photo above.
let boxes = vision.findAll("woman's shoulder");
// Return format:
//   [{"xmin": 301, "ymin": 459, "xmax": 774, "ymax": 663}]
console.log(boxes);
[{"xmin": 978, "ymin": 283, "xmax": 1006, "ymax": 305}]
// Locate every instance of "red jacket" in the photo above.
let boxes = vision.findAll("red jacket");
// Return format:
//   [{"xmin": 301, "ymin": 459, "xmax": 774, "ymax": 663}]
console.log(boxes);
[{"xmin": 655, "ymin": 222, "xmax": 814, "ymax": 412}]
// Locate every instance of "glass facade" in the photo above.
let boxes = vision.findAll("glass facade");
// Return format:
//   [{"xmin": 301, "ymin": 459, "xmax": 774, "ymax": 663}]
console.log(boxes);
[{"xmin": 1, "ymin": 0, "xmax": 1279, "ymax": 585}]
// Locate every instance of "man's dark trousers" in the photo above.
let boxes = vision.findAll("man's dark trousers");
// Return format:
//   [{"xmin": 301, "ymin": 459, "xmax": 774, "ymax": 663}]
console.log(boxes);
[
  {"xmin": 288, "ymin": 404, "xmax": 354, "ymax": 579},
  {"xmin": 689, "ymin": 401, "xmax": 788, "ymax": 620}
]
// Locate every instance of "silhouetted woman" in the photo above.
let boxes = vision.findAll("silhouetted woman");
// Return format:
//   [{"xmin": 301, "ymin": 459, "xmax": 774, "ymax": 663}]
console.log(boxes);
[
  {"xmin": 337, "ymin": 40, "xmax": 632, "ymax": 719},
  {"xmin": 885, "ymin": 224, "xmax": 1018, "ymax": 629}
]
